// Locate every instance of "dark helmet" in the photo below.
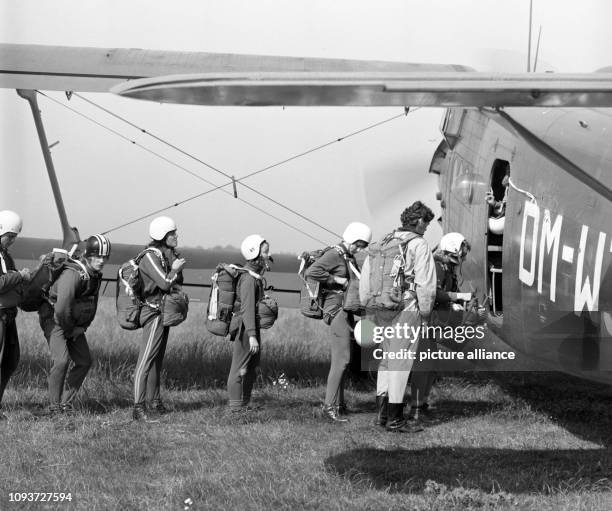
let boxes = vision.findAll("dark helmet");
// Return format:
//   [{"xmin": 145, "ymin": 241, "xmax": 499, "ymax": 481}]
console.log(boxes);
[{"xmin": 84, "ymin": 234, "xmax": 111, "ymax": 257}]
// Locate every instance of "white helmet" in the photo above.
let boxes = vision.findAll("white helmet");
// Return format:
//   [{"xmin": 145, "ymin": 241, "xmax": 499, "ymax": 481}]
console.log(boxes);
[
  {"xmin": 241, "ymin": 234, "xmax": 266, "ymax": 261},
  {"xmin": 0, "ymin": 210, "xmax": 23, "ymax": 236},
  {"xmin": 439, "ymin": 232, "xmax": 468, "ymax": 263},
  {"xmin": 149, "ymin": 216, "xmax": 177, "ymax": 241},
  {"xmin": 342, "ymin": 222, "xmax": 372, "ymax": 245},
  {"xmin": 488, "ymin": 216, "xmax": 505, "ymax": 235}
]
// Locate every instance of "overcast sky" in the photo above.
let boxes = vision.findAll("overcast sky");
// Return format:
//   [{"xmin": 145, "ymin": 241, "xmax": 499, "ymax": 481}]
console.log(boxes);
[{"xmin": 2, "ymin": 0, "xmax": 611, "ymax": 253}]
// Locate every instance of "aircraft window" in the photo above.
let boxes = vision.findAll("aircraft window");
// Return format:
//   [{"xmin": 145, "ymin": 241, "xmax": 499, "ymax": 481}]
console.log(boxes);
[{"xmin": 440, "ymin": 108, "xmax": 466, "ymax": 149}]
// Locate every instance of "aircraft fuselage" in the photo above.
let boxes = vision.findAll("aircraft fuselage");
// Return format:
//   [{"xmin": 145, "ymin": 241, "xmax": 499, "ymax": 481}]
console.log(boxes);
[{"xmin": 434, "ymin": 106, "xmax": 612, "ymax": 382}]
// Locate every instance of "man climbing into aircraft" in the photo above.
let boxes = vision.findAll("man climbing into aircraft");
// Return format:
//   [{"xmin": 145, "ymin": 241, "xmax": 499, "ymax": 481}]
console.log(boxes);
[
  {"xmin": 485, "ymin": 168, "xmax": 510, "ymax": 236},
  {"xmin": 39, "ymin": 235, "xmax": 111, "ymax": 416}
]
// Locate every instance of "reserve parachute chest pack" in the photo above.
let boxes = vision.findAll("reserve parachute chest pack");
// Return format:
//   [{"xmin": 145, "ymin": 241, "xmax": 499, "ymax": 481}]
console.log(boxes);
[
  {"xmin": 359, "ymin": 231, "xmax": 420, "ymax": 311},
  {"xmin": 205, "ymin": 264, "xmax": 277, "ymax": 337}
]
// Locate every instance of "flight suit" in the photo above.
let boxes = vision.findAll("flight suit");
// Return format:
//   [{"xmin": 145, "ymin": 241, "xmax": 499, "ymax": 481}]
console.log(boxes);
[
  {"xmin": 39, "ymin": 260, "xmax": 101, "ymax": 409},
  {"xmin": 133, "ymin": 245, "xmax": 182, "ymax": 408},
  {"xmin": 227, "ymin": 262, "xmax": 264, "ymax": 410},
  {"xmin": 306, "ymin": 245, "xmax": 356, "ymax": 408},
  {"xmin": 0, "ymin": 249, "xmax": 22, "ymax": 406}
]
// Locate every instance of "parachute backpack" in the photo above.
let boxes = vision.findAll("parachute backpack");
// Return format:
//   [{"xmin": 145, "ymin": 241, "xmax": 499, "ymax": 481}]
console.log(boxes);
[
  {"xmin": 297, "ymin": 247, "xmax": 334, "ymax": 319},
  {"xmin": 205, "ymin": 264, "xmax": 263, "ymax": 337},
  {"xmin": 116, "ymin": 247, "xmax": 164, "ymax": 330},
  {"xmin": 18, "ymin": 249, "xmax": 83, "ymax": 312},
  {"xmin": 359, "ymin": 231, "xmax": 420, "ymax": 311}
]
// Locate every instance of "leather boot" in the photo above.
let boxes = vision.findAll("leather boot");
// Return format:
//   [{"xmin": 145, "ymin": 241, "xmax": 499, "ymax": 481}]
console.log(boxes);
[
  {"xmin": 132, "ymin": 404, "xmax": 159, "ymax": 423},
  {"xmin": 150, "ymin": 400, "xmax": 170, "ymax": 416},
  {"xmin": 386, "ymin": 403, "xmax": 423, "ymax": 433},
  {"xmin": 322, "ymin": 404, "xmax": 348, "ymax": 423},
  {"xmin": 374, "ymin": 394, "xmax": 388, "ymax": 427},
  {"xmin": 408, "ymin": 403, "xmax": 432, "ymax": 421}
]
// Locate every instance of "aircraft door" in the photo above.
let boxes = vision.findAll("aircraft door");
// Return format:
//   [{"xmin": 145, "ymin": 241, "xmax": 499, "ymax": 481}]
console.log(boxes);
[{"xmin": 486, "ymin": 159, "xmax": 510, "ymax": 317}]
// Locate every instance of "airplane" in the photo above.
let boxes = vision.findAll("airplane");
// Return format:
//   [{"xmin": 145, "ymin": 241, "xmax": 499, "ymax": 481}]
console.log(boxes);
[{"xmin": 2, "ymin": 43, "xmax": 612, "ymax": 384}]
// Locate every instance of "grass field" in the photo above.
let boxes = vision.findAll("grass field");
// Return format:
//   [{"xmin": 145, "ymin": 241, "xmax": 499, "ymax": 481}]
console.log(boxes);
[{"xmin": 2, "ymin": 299, "xmax": 612, "ymax": 510}]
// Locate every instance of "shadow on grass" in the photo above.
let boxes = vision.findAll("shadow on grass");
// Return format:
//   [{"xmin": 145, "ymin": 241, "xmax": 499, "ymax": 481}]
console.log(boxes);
[
  {"xmin": 487, "ymin": 371, "xmax": 612, "ymax": 447},
  {"xmin": 325, "ymin": 446, "xmax": 612, "ymax": 494}
]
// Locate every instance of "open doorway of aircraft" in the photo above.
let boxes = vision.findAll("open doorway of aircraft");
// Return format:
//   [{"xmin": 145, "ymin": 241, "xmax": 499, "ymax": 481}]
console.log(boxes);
[{"xmin": 1, "ymin": 41, "xmax": 612, "ymax": 384}]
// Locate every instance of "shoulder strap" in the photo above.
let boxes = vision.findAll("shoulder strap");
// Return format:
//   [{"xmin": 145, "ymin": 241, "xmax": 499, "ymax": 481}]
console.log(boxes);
[
  {"xmin": 136, "ymin": 247, "xmax": 167, "ymax": 270},
  {"xmin": 332, "ymin": 244, "xmax": 356, "ymax": 281},
  {"xmin": 399, "ymin": 231, "xmax": 421, "ymax": 247},
  {"xmin": 0, "ymin": 251, "xmax": 7, "ymax": 274},
  {"xmin": 64, "ymin": 259, "xmax": 90, "ymax": 281},
  {"xmin": 228, "ymin": 264, "xmax": 262, "ymax": 281}
]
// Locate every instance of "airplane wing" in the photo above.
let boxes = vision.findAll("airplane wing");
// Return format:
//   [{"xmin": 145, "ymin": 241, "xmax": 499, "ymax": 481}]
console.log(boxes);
[
  {"xmin": 0, "ymin": 43, "xmax": 469, "ymax": 92},
  {"xmin": 112, "ymin": 71, "xmax": 612, "ymax": 108},
  {"xmin": 4, "ymin": 44, "xmax": 611, "ymax": 107}
]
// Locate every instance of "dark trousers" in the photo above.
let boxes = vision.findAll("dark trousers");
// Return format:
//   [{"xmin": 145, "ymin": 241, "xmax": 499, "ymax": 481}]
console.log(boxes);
[
  {"xmin": 0, "ymin": 313, "xmax": 19, "ymax": 404},
  {"xmin": 40, "ymin": 316, "xmax": 92, "ymax": 406},
  {"xmin": 227, "ymin": 326, "xmax": 260, "ymax": 410},
  {"xmin": 324, "ymin": 311, "xmax": 353, "ymax": 407},
  {"xmin": 134, "ymin": 307, "xmax": 169, "ymax": 406}
]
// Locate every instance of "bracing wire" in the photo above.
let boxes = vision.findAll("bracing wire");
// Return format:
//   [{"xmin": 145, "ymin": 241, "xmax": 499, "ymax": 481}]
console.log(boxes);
[
  {"xmin": 72, "ymin": 92, "xmax": 411, "ymax": 234},
  {"xmin": 37, "ymin": 91, "xmax": 328, "ymax": 244},
  {"xmin": 72, "ymin": 93, "xmax": 339, "ymax": 237},
  {"xmin": 39, "ymin": 90, "xmax": 413, "ymax": 243}
]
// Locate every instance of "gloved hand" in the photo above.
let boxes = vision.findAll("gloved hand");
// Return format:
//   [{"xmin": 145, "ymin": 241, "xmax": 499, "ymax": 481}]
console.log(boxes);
[
  {"xmin": 249, "ymin": 336, "xmax": 259, "ymax": 354},
  {"xmin": 71, "ymin": 326, "xmax": 86, "ymax": 338},
  {"xmin": 455, "ymin": 292, "xmax": 473, "ymax": 302},
  {"xmin": 19, "ymin": 268, "xmax": 32, "ymax": 282}
]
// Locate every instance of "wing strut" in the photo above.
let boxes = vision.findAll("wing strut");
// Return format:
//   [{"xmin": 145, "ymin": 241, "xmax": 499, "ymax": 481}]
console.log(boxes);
[{"xmin": 16, "ymin": 90, "xmax": 80, "ymax": 250}]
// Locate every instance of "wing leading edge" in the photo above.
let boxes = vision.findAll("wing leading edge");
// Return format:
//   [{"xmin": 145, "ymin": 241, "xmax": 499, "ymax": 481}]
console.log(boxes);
[{"xmin": 112, "ymin": 71, "xmax": 612, "ymax": 107}]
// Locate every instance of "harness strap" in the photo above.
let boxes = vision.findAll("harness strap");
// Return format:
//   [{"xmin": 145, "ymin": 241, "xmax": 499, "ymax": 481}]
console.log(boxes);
[{"xmin": 0, "ymin": 252, "xmax": 7, "ymax": 274}]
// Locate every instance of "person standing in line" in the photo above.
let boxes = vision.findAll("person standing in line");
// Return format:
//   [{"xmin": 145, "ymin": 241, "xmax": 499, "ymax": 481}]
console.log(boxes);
[
  {"xmin": 227, "ymin": 234, "xmax": 272, "ymax": 413},
  {"xmin": 39, "ymin": 234, "xmax": 111, "ymax": 415},
  {"xmin": 306, "ymin": 222, "xmax": 371, "ymax": 423},
  {"xmin": 132, "ymin": 216, "xmax": 185, "ymax": 422},
  {"xmin": 0, "ymin": 211, "xmax": 31, "ymax": 419},
  {"xmin": 375, "ymin": 202, "xmax": 436, "ymax": 433},
  {"xmin": 408, "ymin": 231, "xmax": 472, "ymax": 420}
]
